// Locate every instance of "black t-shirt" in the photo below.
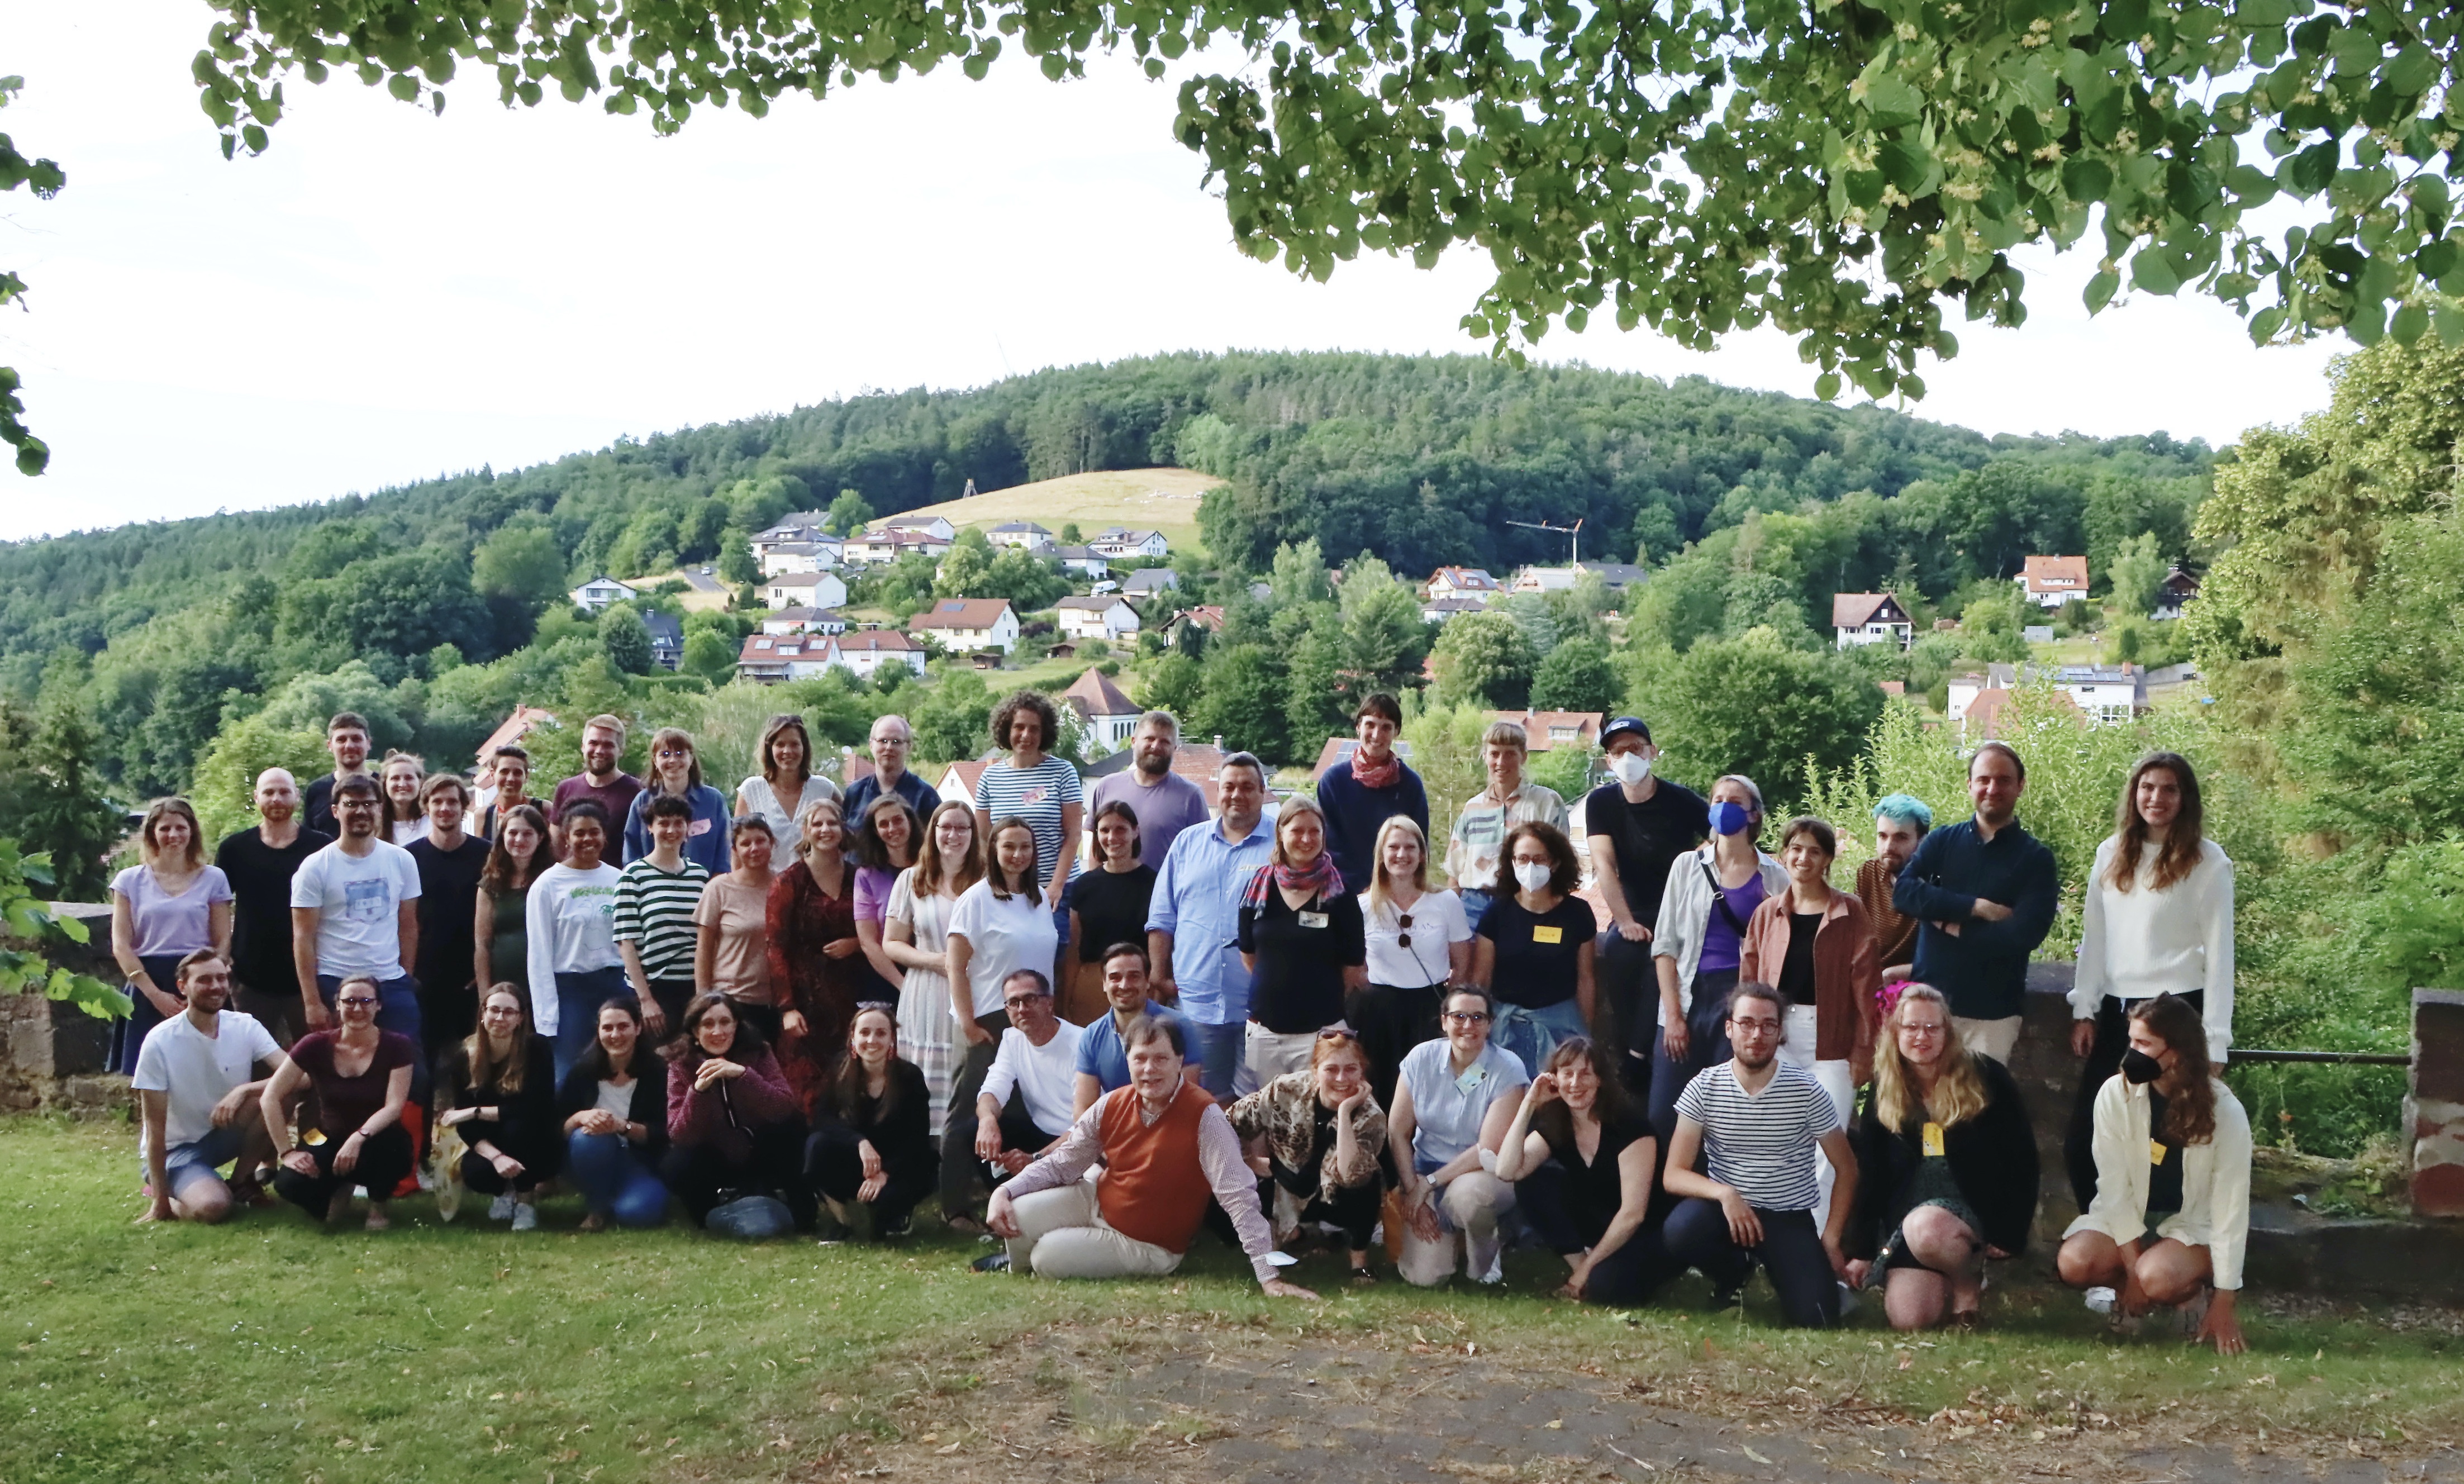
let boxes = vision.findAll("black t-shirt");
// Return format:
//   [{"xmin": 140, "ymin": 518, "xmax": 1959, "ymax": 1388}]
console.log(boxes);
[
  {"xmin": 1237, "ymin": 886, "xmax": 1367, "ymax": 1034},
  {"xmin": 301, "ymin": 774, "xmax": 348, "ymax": 840},
  {"xmin": 215, "ymin": 825, "xmax": 335, "ymax": 995},
  {"xmin": 1066, "ymin": 864, "xmax": 1158, "ymax": 964},
  {"xmin": 2146, "ymin": 1092, "xmax": 2186, "ymax": 1218},
  {"xmin": 1476, "ymin": 894, "xmax": 1597, "ymax": 1010},
  {"xmin": 1538, "ymin": 1108, "xmax": 1654, "ymax": 1244},
  {"xmin": 1777, "ymin": 911, "xmax": 1822, "ymax": 1006},
  {"xmin": 1583, "ymin": 780, "xmax": 1709, "ymax": 929},
  {"xmin": 407, "ymin": 834, "xmax": 492, "ymax": 996}
]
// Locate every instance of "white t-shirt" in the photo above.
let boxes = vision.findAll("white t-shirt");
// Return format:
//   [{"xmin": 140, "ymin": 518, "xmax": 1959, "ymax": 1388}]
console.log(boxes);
[
  {"xmin": 131, "ymin": 1010, "xmax": 283, "ymax": 1157},
  {"xmin": 1359, "ymin": 887, "xmax": 1473, "ymax": 989},
  {"xmin": 524, "ymin": 862, "xmax": 625, "ymax": 1035},
  {"xmin": 980, "ymin": 1020, "xmax": 1087, "ymax": 1135},
  {"xmin": 289, "ymin": 840, "xmax": 424, "ymax": 979},
  {"xmin": 946, "ymin": 879, "xmax": 1062, "ymax": 1019}
]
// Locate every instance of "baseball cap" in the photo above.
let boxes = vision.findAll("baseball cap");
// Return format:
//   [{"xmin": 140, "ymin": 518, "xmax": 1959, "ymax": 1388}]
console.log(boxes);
[{"xmin": 1600, "ymin": 716, "xmax": 1652, "ymax": 746}]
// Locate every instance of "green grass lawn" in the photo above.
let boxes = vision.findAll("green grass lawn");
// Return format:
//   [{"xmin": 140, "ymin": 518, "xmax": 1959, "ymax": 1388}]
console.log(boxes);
[{"xmin": 7, "ymin": 1116, "xmax": 2460, "ymax": 1484}]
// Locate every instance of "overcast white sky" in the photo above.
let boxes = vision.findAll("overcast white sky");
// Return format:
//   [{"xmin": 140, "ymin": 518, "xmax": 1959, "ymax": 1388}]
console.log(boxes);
[{"xmin": 0, "ymin": 1, "xmax": 2344, "ymax": 541}]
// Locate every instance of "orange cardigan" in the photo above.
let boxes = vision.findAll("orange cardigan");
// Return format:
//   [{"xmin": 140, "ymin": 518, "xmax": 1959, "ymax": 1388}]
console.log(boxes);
[{"xmin": 1737, "ymin": 887, "xmax": 1881, "ymax": 1069}]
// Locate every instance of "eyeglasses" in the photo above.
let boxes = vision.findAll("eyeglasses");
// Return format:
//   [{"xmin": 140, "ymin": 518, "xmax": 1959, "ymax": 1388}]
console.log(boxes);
[
  {"xmin": 1729, "ymin": 1017, "xmax": 1783, "ymax": 1035},
  {"xmin": 1443, "ymin": 1010, "xmax": 1492, "ymax": 1025},
  {"xmin": 1003, "ymin": 995, "xmax": 1052, "ymax": 1011}
]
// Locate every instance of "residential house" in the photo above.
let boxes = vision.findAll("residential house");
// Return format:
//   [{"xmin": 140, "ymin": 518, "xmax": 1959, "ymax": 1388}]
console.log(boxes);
[
  {"xmin": 987, "ymin": 521, "xmax": 1053, "ymax": 550},
  {"xmin": 473, "ymin": 705, "xmax": 558, "ymax": 772},
  {"xmin": 763, "ymin": 571, "xmax": 850, "ymax": 611},
  {"xmin": 882, "ymin": 514, "xmax": 958, "ymax": 542},
  {"xmin": 935, "ymin": 759, "xmax": 991, "ymax": 808},
  {"xmin": 1168, "ymin": 606, "xmax": 1228, "ymax": 644},
  {"xmin": 759, "ymin": 607, "xmax": 849, "ymax": 636},
  {"xmin": 735, "ymin": 632, "xmax": 838, "ymax": 684},
  {"xmin": 1572, "ymin": 560, "xmax": 1650, "ymax": 593},
  {"xmin": 842, "ymin": 524, "xmax": 954, "ymax": 566},
  {"xmin": 1948, "ymin": 662, "xmax": 2147, "ymax": 729},
  {"xmin": 908, "ymin": 597, "xmax": 1022, "ymax": 654},
  {"xmin": 825, "ymin": 629, "xmax": 927, "ymax": 679},
  {"xmin": 569, "ymin": 575, "xmax": 639, "ymax": 612},
  {"xmin": 1424, "ymin": 567, "xmax": 1503, "ymax": 602},
  {"xmin": 760, "ymin": 541, "xmax": 837, "ymax": 577},
  {"xmin": 2152, "ymin": 567, "xmax": 2201, "ymax": 621},
  {"xmin": 643, "ymin": 611, "xmax": 684, "ymax": 670},
  {"xmin": 1509, "ymin": 565, "xmax": 1581, "ymax": 594},
  {"xmin": 1421, "ymin": 595, "xmax": 1492, "ymax": 624},
  {"xmin": 1049, "ymin": 545, "xmax": 1111, "ymax": 579},
  {"xmin": 1062, "ymin": 667, "xmax": 1144, "ymax": 749},
  {"xmin": 2017, "ymin": 554, "xmax": 2092, "ymax": 609},
  {"xmin": 1089, "ymin": 527, "xmax": 1170, "ymax": 562},
  {"xmin": 750, "ymin": 515, "xmax": 829, "ymax": 562},
  {"xmin": 1055, "ymin": 595, "xmax": 1140, "ymax": 641},
  {"xmin": 1487, "ymin": 710, "xmax": 1602, "ymax": 752},
  {"xmin": 1121, "ymin": 568, "xmax": 1179, "ymax": 599},
  {"xmin": 1831, "ymin": 592, "xmax": 1914, "ymax": 651}
]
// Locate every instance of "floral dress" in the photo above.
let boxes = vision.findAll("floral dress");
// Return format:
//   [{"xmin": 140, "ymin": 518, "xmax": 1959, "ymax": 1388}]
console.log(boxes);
[{"xmin": 765, "ymin": 854, "xmax": 864, "ymax": 1117}]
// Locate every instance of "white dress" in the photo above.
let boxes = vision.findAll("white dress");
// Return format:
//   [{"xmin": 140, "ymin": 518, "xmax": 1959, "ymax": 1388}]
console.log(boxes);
[
  {"xmin": 886, "ymin": 867, "xmax": 959, "ymax": 1137},
  {"xmin": 736, "ymin": 774, "xmax": 841, "ymax": 839}
]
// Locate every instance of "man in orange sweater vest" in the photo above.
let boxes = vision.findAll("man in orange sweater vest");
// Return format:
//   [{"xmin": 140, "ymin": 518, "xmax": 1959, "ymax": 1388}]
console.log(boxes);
[{"xmin": 987, "ymin": 1015, "xmax": 1318, "ymax": 1296}]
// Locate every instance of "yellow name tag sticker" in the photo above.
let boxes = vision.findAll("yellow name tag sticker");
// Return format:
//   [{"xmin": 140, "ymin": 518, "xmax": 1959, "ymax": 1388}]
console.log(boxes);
[
  {"xmin": 1921, "ymin": 1121, "xmax": 1945, "ymax": 1157},
  {"xmin": 2150, "ymin": 1139, "xmax": 2168, "ymax": 1165},
  {"xmin": 1533, "ymin": 924, "xmax": 1564, "ymax": 945}
]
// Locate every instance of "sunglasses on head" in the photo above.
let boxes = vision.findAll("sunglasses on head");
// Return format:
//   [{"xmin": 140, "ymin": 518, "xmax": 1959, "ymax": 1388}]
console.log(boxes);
[
  {"xmin": 1317, "ymin": 1024, "xmax": 1360, "ymax": 1041},
  {"xmin": 1394, "ymin": 910, "xmax": 1415, "ymax": 949}
]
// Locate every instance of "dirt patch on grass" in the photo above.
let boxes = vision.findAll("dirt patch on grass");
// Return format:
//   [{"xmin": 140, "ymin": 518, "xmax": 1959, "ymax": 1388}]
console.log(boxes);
[{"xmin": 797, "ymin": 1323, "xmax": 2464, "ymax": 1484}]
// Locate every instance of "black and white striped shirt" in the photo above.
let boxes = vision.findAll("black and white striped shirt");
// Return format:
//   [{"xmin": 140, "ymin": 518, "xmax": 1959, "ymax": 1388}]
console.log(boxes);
[
  {"xmin": 613, "ymin": 858, "xmax": 710, "ymax": 981},
  {"xmin": 1673, "ymin": 1059, "xmax": 1839, "ymax": 1211}
]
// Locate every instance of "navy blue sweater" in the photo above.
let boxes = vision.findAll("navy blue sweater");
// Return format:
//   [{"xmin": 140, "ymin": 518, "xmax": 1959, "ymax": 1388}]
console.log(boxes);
[
  {"xmin": 1891, "ymin": 817, "xmax": 2058, "ymax": 1021},
  {"xmin": 1315, "ymin": 758, "xmax": 1429, "ymax": 896}
]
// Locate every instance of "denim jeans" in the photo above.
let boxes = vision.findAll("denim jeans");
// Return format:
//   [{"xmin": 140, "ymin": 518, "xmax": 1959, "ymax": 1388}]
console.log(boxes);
[
  {"xmin": 1187, "ymin": 1018, "xmax": 1251, "ymax": 1100},
  {"xmin": 1491, "ymin": 998, "xmax": 1588, "ymax": 1081},
  {"xmin": 566, "ymin": 1130, "xmax": 670, "ymax": 1228},
  {"xmin": 551, "ymin": 967, "xmax": 629, "ymax": 1084}
]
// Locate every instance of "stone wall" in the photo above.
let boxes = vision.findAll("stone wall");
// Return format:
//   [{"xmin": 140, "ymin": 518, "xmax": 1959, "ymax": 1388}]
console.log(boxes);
[{"xmin": 1, "ymin": 902, "xmax": 127, "ymax": 1116}]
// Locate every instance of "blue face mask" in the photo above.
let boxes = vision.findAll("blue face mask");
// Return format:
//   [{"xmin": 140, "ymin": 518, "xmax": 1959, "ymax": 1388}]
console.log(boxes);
[{"xmin": 1709, "ymin": 800, "xmax": 1753, "ymax": 837}]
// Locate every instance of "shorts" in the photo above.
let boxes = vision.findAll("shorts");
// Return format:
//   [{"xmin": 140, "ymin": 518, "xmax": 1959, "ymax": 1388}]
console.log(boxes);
[{"xmin": 154, "ymin": 1124, "xmax": 248, "ymax": 1187}]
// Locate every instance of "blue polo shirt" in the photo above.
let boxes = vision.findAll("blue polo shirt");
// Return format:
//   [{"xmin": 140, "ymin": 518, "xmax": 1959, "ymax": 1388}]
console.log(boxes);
[
  {"xmin": 1145, "ymin": 813, "xmax": 1274, "ymax": 1028},
  {"xmin": 1074, "ymin": 1000, "xmax": 1200, "ymax": 1093},
  {"xmin": 841, "ymin": 768, "xmax": 943, "ymax": 830}
]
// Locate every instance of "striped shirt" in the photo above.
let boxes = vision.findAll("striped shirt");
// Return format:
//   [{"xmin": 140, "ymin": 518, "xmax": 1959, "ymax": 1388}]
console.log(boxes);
[
  {"xmin": 613, "ymin": 857, "xmax": 710, "ymax": 981},
  {"xmin": 972, "ymin": 755, "xmax": 1083, "ymax": 890},
  {"xmin": 1672, "ymin": 1059, "xmax": 1840, "ymax": 1212}
]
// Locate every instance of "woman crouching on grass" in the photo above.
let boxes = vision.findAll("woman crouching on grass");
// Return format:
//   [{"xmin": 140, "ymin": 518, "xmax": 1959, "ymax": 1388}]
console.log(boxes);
[
  {"xmin": 1226, "ymin": 1024, "xmax": 1388, "ymax": 1285},
  {"xmin": 1494, "ymin": 1036, "xmax": 1668, "ymax": 1306},
  {"xmin": 803, "ymin": 1003, "xmax": 935, "ymax": 1240},
  {"xmin": 260, "ymin": 974, "xmax": 417, "ymax": 1231},
  {"xmin": 2057, "ymin": 992, "xmax": 2250, "ymax": 1354},
  {"xmin": 558, "ymin": 996, "xmax": 672, "ymax": 1230},
  {"xmin": 662, "ymin": 993, "xmax": 812, "ymax": 1232},
  {"xmin": 436, "ymin": 984, "xmax": 561, "ymax": 1231}
]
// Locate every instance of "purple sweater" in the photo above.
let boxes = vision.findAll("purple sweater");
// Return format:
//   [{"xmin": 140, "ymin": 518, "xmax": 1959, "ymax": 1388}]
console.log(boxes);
[{"xmin": 665, "ymin": 1045, "xmax": 797, "ymax": 1160}]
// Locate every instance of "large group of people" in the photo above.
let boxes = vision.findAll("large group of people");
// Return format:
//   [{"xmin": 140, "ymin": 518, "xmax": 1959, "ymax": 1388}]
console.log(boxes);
[{"xmin": 118, "ymin": 697, "xmax": 2252, "ymax": 1350}]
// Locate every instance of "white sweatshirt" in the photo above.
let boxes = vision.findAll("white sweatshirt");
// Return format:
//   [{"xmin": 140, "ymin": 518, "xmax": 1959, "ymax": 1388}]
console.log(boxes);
[
  {"xmin": 2063, "ymin": 1074, "xmax": 2252, "ymax": 1289},
  {"xmin": 524, "ymin": 862, "xmax": 624, "ymax": 1036},
  {"xmin": 2071, "ymin": 835, "xmax": 2234, "ymax": 1063}
]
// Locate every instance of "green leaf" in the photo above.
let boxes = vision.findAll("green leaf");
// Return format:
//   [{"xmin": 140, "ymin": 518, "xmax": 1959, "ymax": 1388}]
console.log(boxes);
[
  {"xmin": 2386, "ymin": 45, "xmax": 2438, "ymax": 96},
  {"xmin": 2434, "ymin": 303, "xmax": 2464, "ymax": 348},
  {"xmin": 1814, "ymin": 370, "xmax": 1842, "ymax": 399},
  {"xmin": 1862, "ymin": 74, "xmax": 1923, "ymax": 130},
  {"xmin": 2084, "ymin": 269, "xmax": 2120, "ymax": 312},
  {"xmin": 2132, "ymin": 248, "xmax": 2181, "ymax": 295},
  {"xmin": 2281, "ymin": 141, "xmax": 2338, "ymax": 195},
  {"xmin": 2390, "ymin": 301, "xmax": 2430, "ymax": 345},
  {"xmin": 2062, "ymin": 156, "xmax": 2114, "ymax": 202}
]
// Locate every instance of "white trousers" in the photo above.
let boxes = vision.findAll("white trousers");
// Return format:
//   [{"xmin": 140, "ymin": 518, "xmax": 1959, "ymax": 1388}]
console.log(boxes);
[
  {"xmin": 1005, "ymin": 1181, "xmax": 1182, "ymax": 1280},
  {"xmin": 1955, "ymin": 1014, "xmax": 2024, "ymax": 1066},
  {"xmin": 1243, "ymin": 1022, "xmax": 1316, "ymax": 1090},
  {"xmin": 1397, "ymin": 1169, "xmax": 1517, "ymax": 1287},
  {"xmin": 1778, "ymin": 1003, "xmax": 1857, "ymax": 1233}
]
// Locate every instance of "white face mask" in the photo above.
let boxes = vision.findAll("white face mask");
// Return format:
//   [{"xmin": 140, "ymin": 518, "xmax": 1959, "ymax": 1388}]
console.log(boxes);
[
  {"xmin": 1608, "ymin": 752, "xmax": 1653, "ymax": 786},
  {"xmin": 1512, "ymin": 862, "xmax": 1553, "ymax": 893}
]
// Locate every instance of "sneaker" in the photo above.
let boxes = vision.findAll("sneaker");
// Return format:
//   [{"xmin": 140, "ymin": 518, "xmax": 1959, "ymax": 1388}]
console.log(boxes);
[
  {"xmin": 510, "ymin": 1204, "xmax": 537, "ymax": 1232},
  {"xmin": 1835, "ymin": 1281, "xmax": 1862, "ymax": 1318},
  {"xmin": 488, "ymin": 1193, "xmax": 516, "ymax": 1223},
  {"xmin": 2083, "ymin": 1286, "xmax": 2118, "ymax": 1315},
  {"xmin": 971, "ymin": 1251, "xmax": 1012, "ymax": 1273}
]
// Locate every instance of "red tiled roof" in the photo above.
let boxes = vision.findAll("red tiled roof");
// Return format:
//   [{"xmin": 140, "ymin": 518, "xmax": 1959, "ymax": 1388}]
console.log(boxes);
[{"xmin": 475, "ymin": 705, "xmax": 558, "ymax": 765}]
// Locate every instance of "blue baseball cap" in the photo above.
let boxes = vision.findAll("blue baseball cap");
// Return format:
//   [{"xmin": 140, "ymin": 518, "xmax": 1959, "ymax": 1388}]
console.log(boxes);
[{"xmin": 1600, "ymin": 716, "xmax": 1651, "ymax": 746}]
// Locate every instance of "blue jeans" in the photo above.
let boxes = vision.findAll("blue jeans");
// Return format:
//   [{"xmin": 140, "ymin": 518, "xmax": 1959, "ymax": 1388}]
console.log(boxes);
[
  {"xmin": 1648, "ymin": 968, "xmax": 1737, "ymax": 1147},
  {"xmin": 1458, "ymin": 889, "xmax": 1494, "ymax": 934},
  {"xmin": 1188, "ymin": 1019, "xmax": 1248, "ymax": 1100},
  {"xmin": 1491, "ymin": 998, "xmax": 1587, "ymax": 1081},
  {"xmin": 316, "ymin": 972, "xmax": 425, "ymax": 1047},
  {"xmin": 566, "ymin": 1130, "xmax": 670, "ymax": 1228},
  {"xmin": 552, "ymin": 968, "xmax": 629, "ymax": 1084}
]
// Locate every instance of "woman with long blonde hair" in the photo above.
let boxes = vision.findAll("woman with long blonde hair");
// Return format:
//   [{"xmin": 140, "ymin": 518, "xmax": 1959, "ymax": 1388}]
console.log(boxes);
[
  {"xmin": 1844, "ymin": 984, "xmax": 2039, "ymax": 1331},
  {"xmin": 2066, "ymin": 750, "xmax": 2233, "ymax": 1209},
  {"xmin": 110, "ymin": 797, "xmax": 234, "ymax": 1076},
  {"xmin": 1349, "ymin": 814, "xmax": 1472, "ymax": 1109}
]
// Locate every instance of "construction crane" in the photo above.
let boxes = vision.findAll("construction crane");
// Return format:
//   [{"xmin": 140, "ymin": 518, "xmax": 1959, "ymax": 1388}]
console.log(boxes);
[{"xmin": 1503, "ymin": 516, "xmax": 1583, "ymax": 565}]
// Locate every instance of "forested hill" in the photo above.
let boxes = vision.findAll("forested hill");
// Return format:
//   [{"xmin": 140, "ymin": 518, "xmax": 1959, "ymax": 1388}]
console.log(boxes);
[{"xmin": 0, "ymin": 350, "xmax": 2208, "ymax": 671}]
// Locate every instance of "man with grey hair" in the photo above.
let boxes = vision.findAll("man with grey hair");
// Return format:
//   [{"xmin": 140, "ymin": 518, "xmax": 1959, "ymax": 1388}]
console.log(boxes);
[
  {"xmin": 1145, "ymin": 750, "xmax": 1276, "ymax": 1098},
  {"xmin": 1089, "ymin": 710, "xmax": 1210, "ymax": 867},
  {"xmin": 841, "ymin": 712, "xmax": 942, "ymax": 826},
  {"xmin": 213, "ymin": 767, "xmax": 333, "ymax": 1047}
]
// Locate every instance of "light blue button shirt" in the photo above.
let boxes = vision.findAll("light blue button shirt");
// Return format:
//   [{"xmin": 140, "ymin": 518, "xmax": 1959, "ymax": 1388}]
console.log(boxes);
[{"xmin": 1144, "ymin": 813, "xmax": 1274, "ymax": 1028}]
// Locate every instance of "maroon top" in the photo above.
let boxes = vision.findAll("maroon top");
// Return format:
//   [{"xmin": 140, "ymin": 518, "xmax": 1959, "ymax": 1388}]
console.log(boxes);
[
  {"xmin": 551, "ymin": 772, "xmax": 646, "ymax": 831},
  {"xmin": 665, "ymin": 1045, "xmax": 797, "ymax": 1162},
  {"xmin": 288, "ymin": 1029, "xmax": 418, "ymax": 1137},
  {"xmin": 766, "ymin": 854, "xmax": 865, "ymax": 1115}
]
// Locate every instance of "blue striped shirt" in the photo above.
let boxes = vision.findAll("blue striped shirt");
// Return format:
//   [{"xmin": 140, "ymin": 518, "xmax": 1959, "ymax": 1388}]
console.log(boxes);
[
  {"xmin": 1144, "ymin": 814, "xmax": 1274, "ymax": 1028},
  {"xmin": 971, "ymin": 756, "xmax": 1083, "ymax": 889}
]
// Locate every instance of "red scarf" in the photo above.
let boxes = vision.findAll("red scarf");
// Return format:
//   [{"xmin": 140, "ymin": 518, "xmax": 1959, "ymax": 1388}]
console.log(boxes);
[
  {"xmin": 1241, "ymin": 855, "xmax": 1347, "ymax": 912},
  {"xmin": 1348, "ymin": 745, "xmax": 1401, "ymax": 790}
]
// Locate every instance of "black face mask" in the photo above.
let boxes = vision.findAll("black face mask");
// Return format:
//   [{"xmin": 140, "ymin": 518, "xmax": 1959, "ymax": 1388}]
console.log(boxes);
[{"xmin": 2120, "ymin": 1048, "xmax": 2164, "ymax": 1085}]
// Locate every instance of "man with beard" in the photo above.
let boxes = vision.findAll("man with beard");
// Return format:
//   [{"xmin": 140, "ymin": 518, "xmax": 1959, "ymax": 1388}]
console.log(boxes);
[
  {"xmin": 214, "ymin": 768, "xmax": 332, "ymax": 1047},
  {"xmin": 132, "ymin": 951, "xmax": 284, "ymax": 1224},
  {"xmin": 1088, "ymin": 711, "xmax": 1210, "ymax": 867},
  {"xmin": 300, "ymin": 711, "xmax": 372, "ymax": 838},
  {"xmin": 1662, "ymin": 981, "xmax": 1861, "ymax": 1328}
]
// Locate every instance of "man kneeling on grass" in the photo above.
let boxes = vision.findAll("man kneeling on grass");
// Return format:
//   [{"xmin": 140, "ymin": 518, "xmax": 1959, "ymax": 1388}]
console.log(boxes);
[
  {"xmin": 134, "ymin": 950, "xmax": 284, "ymax": 1224},
  {"xmin": 986, "ymin": 1014, "xmax": 1317, "ymax": 1298}
]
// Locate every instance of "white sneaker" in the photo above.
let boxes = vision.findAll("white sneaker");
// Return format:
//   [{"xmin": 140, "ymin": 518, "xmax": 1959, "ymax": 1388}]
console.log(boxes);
[
  {"xmin": 510, "ymin": 1203, "xmax": 537, "ymax": 1231},
  {"xmin": 2084, "ymin": 1286, "xmax": 2118, "ymax": 1315},
  {"xmin": 1836, "ymin": 1281, "xmax": 1861, "ymax": 1317},
  {"xmin": 488, "ymin": 1193, "xmax": 515, "ymax": 1222}
]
